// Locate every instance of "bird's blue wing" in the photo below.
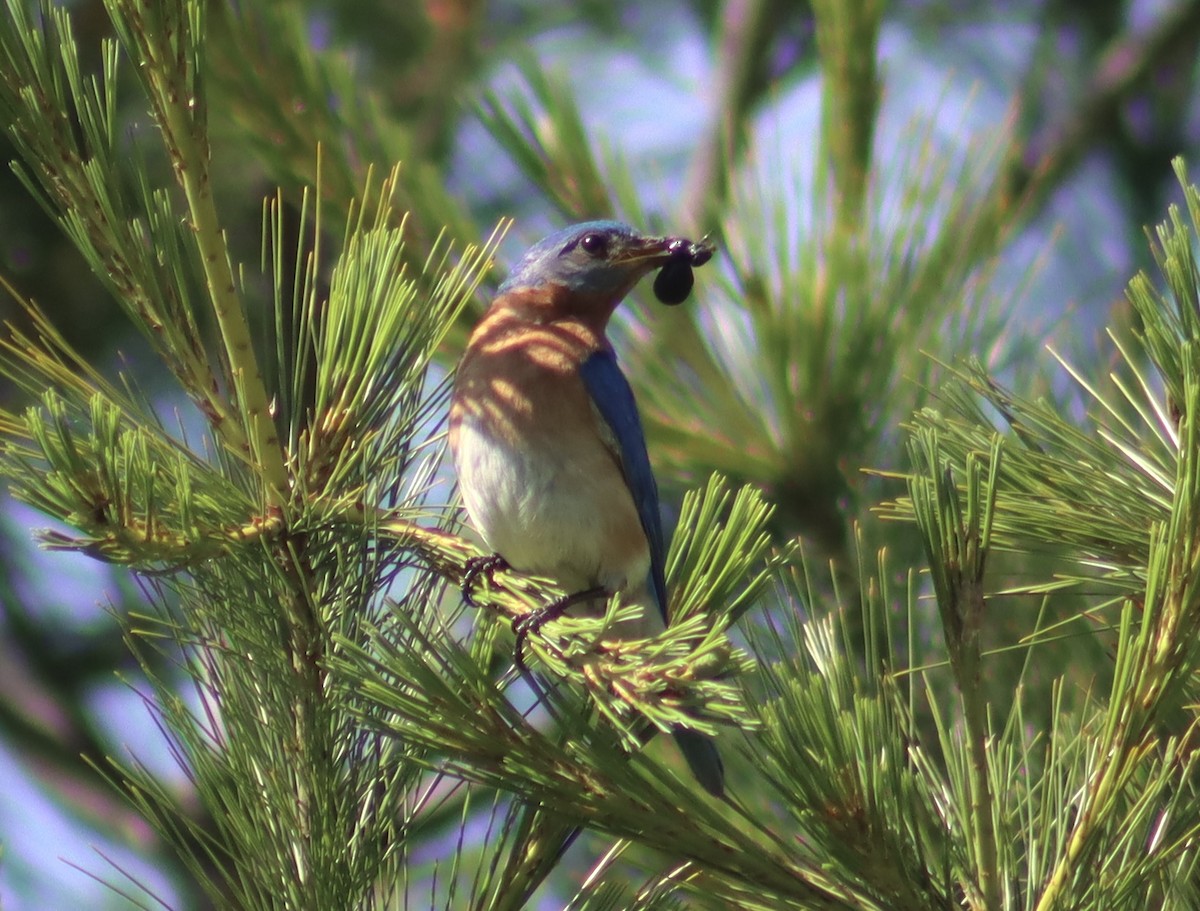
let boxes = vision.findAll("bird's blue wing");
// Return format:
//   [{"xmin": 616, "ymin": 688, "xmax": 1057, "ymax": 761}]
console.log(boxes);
[
  {"xmin": 582, "ymin": 348, "xmax": 725, "ymax": 796},
  {"xmin": 579, "ymin": 349, "xmax": 668, "ymax": 621}
]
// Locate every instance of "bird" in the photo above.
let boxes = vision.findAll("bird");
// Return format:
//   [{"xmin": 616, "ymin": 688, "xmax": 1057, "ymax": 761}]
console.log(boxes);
[{"xmin": 448, "ymin": 219, "xmax": 724, "ymax": 796}]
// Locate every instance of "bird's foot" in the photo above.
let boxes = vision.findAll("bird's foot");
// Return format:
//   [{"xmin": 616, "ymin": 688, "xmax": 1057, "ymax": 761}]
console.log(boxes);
[
  {"xmin": 513, "ymin": 585, "xmax": 607, "ymax": 673},
  {"xmin": 462, "ymin": 553, "xmax": 510, "ymax": 608}
]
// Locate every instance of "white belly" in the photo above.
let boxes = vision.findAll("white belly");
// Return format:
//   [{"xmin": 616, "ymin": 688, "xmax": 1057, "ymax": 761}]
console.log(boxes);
[{"xmin": 453, "ymin": 418, "xmax": 648, "ymax": 596}]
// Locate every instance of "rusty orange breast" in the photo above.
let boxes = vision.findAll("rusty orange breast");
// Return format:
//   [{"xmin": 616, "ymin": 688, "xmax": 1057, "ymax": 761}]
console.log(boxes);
[{"xmin": 450, "ymin": 299, "xmax": 607, "ymax": 451}]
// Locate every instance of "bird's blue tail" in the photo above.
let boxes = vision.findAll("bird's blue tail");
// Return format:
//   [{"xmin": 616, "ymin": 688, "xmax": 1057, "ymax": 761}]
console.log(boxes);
[{"xmin": 672, "ymin": 728, "xmax": 725, "ymax": 797}]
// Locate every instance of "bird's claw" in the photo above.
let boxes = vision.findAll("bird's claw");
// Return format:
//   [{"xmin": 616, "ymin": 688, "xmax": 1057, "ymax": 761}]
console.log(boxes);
[
  {"xmin": 462, "ymin": 553, "xmax": 509, "ymax": 608},
  {"xmin": 512, "ymin": 586, "xmax": 607, "ymax": 673},
  {"xmin": 511, "ymin": 613, "xmax": 540, "ymax": 675}
]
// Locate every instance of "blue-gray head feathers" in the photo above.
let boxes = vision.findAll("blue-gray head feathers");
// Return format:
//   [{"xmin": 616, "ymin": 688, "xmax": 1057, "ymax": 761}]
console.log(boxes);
[{"xmin": 499, "ymin": 220, "xmax": 649, "ymax": 296}]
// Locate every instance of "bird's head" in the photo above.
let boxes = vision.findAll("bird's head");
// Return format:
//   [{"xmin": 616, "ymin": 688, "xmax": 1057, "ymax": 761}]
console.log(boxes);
[{"xmin": 496, "ymin": 221, "xmax": 710, "ymax": 320}]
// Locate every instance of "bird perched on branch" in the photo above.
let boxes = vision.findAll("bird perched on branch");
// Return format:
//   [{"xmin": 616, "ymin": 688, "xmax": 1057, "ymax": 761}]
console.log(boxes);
[{"xmin": 449, "ymin": 220, "xmax": 723, "ymax": 796}]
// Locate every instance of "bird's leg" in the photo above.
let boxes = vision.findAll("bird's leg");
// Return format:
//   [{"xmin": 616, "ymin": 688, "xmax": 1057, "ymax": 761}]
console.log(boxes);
[
  {"xmin": 462, "ymin": 553, "xmax": 510, "ymax": 608},
  {"xmin": 513, "ymin": 586, "xmax": 607, "ymax": 672}
]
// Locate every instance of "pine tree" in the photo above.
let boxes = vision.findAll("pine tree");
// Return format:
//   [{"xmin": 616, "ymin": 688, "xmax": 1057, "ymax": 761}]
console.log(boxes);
[{"xmin": 1, "ymin": 2, "xmax": 1199, "ymax": 909}]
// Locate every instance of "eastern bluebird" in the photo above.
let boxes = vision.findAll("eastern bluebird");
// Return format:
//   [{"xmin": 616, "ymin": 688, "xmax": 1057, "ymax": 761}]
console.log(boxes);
[{"xmin": 449, "ymin": 220, "xmax": 724, "ymax": 796}]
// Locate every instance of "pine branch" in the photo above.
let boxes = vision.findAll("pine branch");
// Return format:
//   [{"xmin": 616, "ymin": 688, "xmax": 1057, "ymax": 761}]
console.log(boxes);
[
  {"xmin": 811, "ymin": 0, "xmax": 882, "ymax": 238},
  {"xmin": 679, "ymin": 0, "xmax": 781, "ymax": 232},
  {"xmin": 105, "ymin": 0, "xmax": 288, "ymax": 503},
  {"xmin": 341, "ymin": 476, "xmax": 762, "ymax": 749},
  {"xmin": 206, "ymin": 2, "xmax": 480, "ymax": 268},
  {"xmin": 0, "ymin": 1, "xmax": 245, "ymax": 454},
  {"xmin": 905, "ymin": 433, "xmax": 1003, "ymax": 910},
  {"xmin": 876, "ymin": 158, "xmax": 1200, "ymax": 909},
  {"xmin": 1006, "ymin": 0, "xmax": 1200, "ymax": 221}
]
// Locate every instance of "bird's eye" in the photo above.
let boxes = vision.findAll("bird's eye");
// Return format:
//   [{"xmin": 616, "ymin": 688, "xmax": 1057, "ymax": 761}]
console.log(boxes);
[{"xmin": 579, "ymin": 233, "xmax": 609, "ymax": 257}]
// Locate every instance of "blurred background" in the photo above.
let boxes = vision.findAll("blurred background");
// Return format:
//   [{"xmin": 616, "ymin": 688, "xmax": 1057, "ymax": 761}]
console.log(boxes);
[{"xmin": 2, "ymin": 0, "xmax": 1199, "ymax": 907}]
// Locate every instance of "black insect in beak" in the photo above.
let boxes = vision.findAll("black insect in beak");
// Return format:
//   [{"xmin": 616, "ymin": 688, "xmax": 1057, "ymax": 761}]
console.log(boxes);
[{"xmin": 653, "ymin": 237, "xmax": 714, "ymax": 306}]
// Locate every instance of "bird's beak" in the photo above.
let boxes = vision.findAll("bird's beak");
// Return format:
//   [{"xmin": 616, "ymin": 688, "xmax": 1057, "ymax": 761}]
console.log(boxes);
[
  {"xmin": 611, "ymin": 234, "xmax": 673, "ymax": 268},
  {"xmin": 614, "ymin": 233, "xmax": 715, "ymax": 269}
]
